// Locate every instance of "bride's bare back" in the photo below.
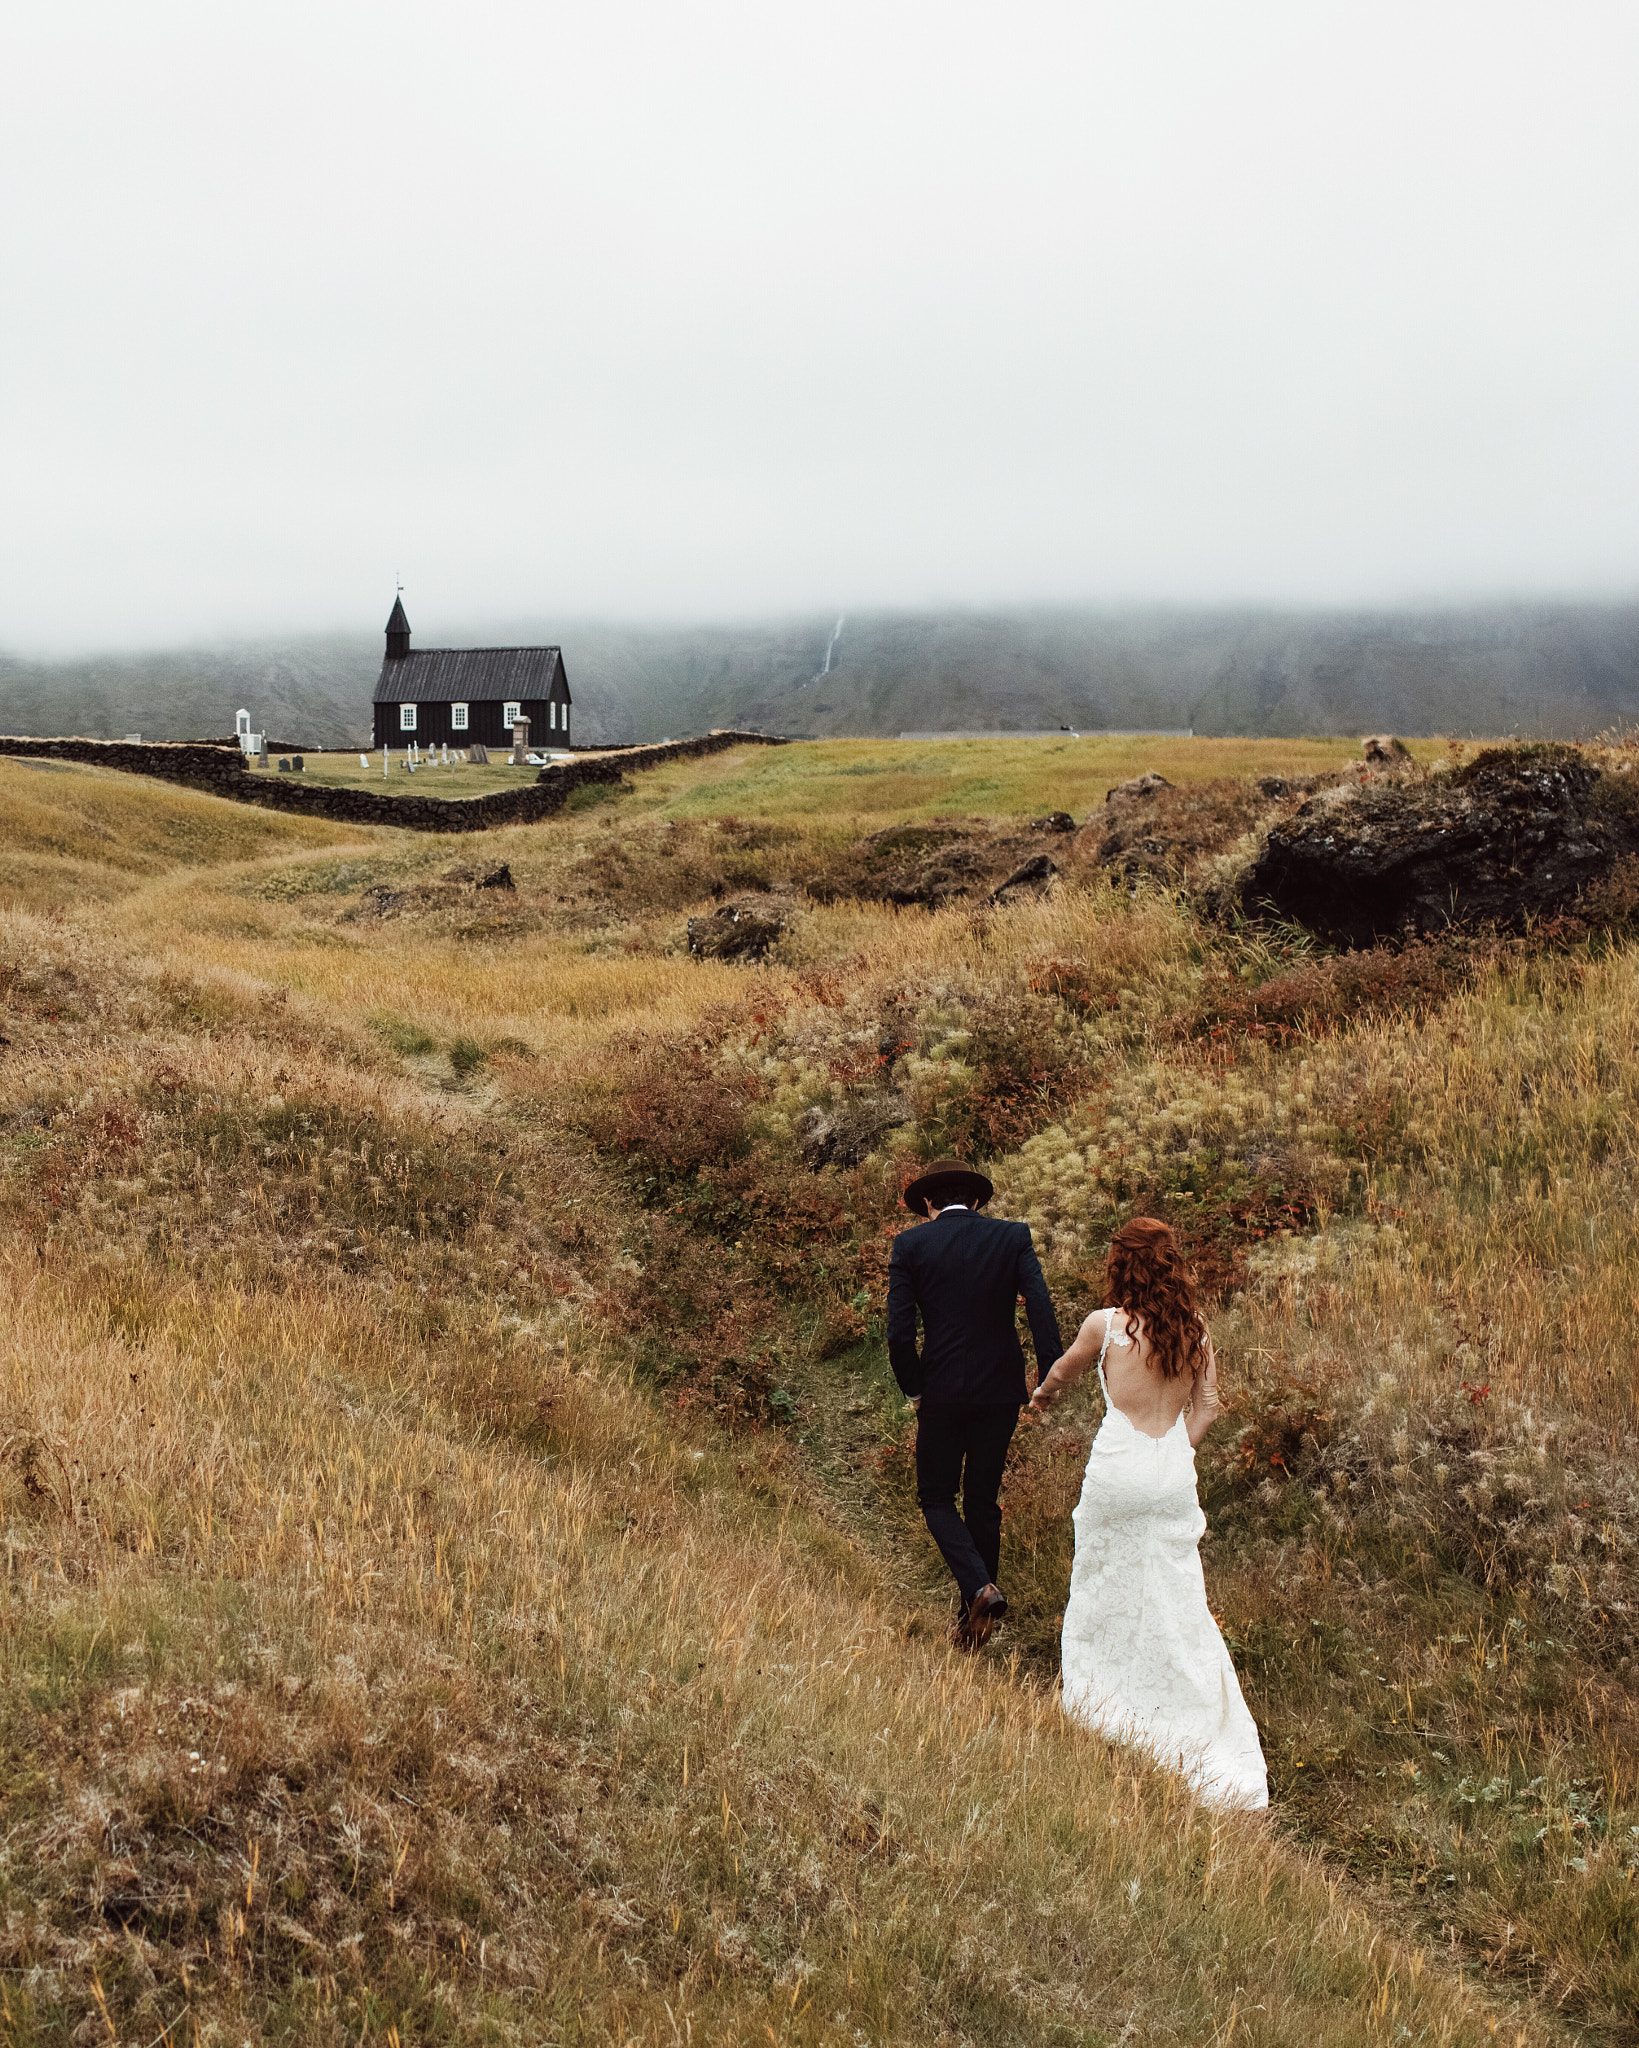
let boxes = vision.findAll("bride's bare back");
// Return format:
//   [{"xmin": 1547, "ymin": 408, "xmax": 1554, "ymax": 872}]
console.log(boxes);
[
  {"xmin": 1100, "ymin": 1312, "xmax": 1194, "ymax": 1438},
  {"xmin": 1031, "ymin": 1305, "xmax": 1223, "ymax": 1447}
]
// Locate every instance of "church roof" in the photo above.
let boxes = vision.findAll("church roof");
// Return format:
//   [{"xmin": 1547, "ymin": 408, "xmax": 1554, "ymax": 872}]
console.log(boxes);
[
  {"xmin": 386, "ymin": 595, "xmax": 410, "ymax": 636},
  {"xmin": 373, "ymin": 646, "xmax": 569, "ymax": 704}
]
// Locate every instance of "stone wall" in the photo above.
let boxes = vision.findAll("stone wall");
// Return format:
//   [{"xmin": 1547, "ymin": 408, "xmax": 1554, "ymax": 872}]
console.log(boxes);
[{"xmin": 0, "ymin": 730, "xmax": 786, "ymax": 834}]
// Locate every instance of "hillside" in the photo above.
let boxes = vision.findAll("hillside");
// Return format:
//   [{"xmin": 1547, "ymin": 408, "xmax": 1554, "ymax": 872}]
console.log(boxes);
[
  {"xmin": 4, "ymin": 601, "xmax": 1637, "ymax": 749},
  {"xmin": 1, "ymin": 736, "xmax": 1636, "ymax": 2045}
]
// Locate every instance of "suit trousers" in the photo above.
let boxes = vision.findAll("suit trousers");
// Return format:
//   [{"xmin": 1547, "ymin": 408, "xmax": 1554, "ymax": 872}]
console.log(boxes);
[{"xmin": 915, "ymin": 1401, "xmax": 1019, "ymax": 1606}]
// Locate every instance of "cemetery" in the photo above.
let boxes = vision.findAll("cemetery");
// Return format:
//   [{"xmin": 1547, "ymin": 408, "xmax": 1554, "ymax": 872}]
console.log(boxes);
[{"xmin": 0, "ymin": 728, "xmax": 785, "ymax": 831}]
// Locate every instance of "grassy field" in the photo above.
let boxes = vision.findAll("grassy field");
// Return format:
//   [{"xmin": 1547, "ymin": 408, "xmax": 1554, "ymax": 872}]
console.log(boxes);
[
  {"xmin": 618, "ymin": 733, "xmax": 1392, "ymax": 825},
  {"xmin": 242, "ymin": 733, "xmax": 1405, "ymax": 812},
  {"xmin": 0, "ymin": 735, "xmax": 1634, "ymax": 2047}
]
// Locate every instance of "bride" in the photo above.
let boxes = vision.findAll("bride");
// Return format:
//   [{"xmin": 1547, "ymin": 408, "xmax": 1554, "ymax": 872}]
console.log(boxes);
[{"xmin": 1030, "ymin": 1216, "xmax": 1268, "ymax": 1810}]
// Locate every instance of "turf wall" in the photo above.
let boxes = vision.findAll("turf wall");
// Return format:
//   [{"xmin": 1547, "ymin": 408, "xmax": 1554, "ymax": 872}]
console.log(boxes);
[{"xmin": 0, "ymin": 731, "xmax": 785, "ymax": 833}]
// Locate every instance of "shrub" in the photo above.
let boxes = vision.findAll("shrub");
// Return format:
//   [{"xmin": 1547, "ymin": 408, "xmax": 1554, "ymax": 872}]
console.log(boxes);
[
  {"xmin": 1185, "ymin": 938, "xmax": 1470, "ymax": 1046},
  {"xmin": 450, "ymin": 1036, "xmax": 486, "ymax": 1075},
  {"xmin": 369, "ymin": 1012, "xmax": 436, "ymax": 1055},
  {"xmin": 599, "ymin": 1036, "xmax": 761, "ymax": 1194}
]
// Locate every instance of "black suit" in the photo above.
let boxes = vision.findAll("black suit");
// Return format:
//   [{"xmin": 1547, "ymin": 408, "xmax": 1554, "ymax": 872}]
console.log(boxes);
[{"xmin": 887, "ymin": 1207, "xmax": 1063, "ymax": 1605}]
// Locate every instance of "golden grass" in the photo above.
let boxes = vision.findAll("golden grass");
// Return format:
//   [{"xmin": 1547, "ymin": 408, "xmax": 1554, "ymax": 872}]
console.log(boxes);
[
  {"xmin": 0, "ymin": 1241, "xmax": 1539, "ymax": 2047},
  {"xmin": 0, "ymin": 756, "xmax": 355, "ymax": 877},
  {"xmin": 0, "ymin": 746, "xmax": 1626, "ymax": 2044}
]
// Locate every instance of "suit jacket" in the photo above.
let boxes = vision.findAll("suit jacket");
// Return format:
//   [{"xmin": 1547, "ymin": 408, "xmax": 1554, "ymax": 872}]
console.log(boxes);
[{"xmin": 887, "ymin": 1207, "xmax": 1063, "ymax": 1407}]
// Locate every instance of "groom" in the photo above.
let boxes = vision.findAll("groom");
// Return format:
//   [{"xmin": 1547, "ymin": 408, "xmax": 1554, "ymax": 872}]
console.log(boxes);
[{"xmin": 887, "ymin": 1158, "xmax": 1062, "ymax": 1648}]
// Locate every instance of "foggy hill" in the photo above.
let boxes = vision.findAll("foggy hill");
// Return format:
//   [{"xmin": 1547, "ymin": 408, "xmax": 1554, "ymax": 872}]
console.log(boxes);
[{"xmin": 3, "ymin": 604, "xmax": 1636, "ymax": 748}]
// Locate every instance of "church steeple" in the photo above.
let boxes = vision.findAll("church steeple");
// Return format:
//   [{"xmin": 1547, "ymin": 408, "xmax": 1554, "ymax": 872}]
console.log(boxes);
[{"xmin": 385, "ymin": 594, "xmax": 411, "ymax": 660}]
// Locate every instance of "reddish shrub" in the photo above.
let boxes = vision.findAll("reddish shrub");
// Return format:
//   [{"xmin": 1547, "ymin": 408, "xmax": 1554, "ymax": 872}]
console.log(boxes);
[
  {"xmin": 602, "ymin": 1040, "xmax": 761, "ymax": 1189},
  {"xmin": 1187, "ymin": 939, "xmax": 1469, "ymax": 1048}
]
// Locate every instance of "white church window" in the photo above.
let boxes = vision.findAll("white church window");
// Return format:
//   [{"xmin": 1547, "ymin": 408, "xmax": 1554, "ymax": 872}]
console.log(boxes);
[
  {"xmin": 451, "ymin": 703, "xmax": 469, "ymax": 731},
  {"xmin": 549, "ymin": 702, "xmax": 557, "ymax": 730},
  {"xmin": 504, "ymin": 700, "xmax": 522, "ymax": 728},
  {"xmin": 399, "ymin": 703, "xmax": 417, "ymax": 732}
]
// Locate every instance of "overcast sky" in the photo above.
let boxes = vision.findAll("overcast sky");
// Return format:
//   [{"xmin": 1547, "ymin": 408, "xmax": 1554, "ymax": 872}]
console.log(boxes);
[{"xmin": 3, "ymin": 1, "xmax": 1636, "ymax": 652}]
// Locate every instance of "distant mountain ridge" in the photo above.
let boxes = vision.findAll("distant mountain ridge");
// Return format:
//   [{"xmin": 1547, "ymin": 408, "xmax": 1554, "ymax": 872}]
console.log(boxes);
[{"xmin": 3, "ymin": 603, "xmax": 1636, "ymax": 747}]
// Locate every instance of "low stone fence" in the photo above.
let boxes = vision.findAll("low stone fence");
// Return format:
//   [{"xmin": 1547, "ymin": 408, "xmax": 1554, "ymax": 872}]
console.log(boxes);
[{"xmin": 0, "ymin": 729, "xmax": 786, "ymax": 834}]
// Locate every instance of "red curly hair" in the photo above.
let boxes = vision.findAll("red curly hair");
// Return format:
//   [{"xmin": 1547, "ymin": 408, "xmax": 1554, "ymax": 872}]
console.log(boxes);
[{"xmin": 1104, "ymin": 1217, "xmax": 1205, "ymax": 1382}]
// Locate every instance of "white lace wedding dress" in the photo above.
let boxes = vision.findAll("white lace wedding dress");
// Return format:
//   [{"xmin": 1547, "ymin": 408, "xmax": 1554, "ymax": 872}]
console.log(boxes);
[{"xmin": 1061, "ymin": 1309, "xmax": 1268, "ymax": 1810}]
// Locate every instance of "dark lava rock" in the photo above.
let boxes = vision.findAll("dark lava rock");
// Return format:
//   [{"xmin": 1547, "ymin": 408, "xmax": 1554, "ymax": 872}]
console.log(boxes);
[
  {"xmin": 1362, "ymin": 734, "xmax": 1411, "ymax": 764},
  {"xmin": 478, "ymin": 863, "xmax": 516, "ymax": 890},
  {"xmin": 686, "ymin": 895, "xmax": 789, "ymax": 961},
  {"xmin": 992, "ymin": 853, "xmax": 1058, "ymax": 903},
  {"xmin": 1243, "ymin": 747, "xmax": 1639, "ymax": 944},
  {"xmin": 1030, "ymin": 811, "xmax": 1077, "ymax": 833}
]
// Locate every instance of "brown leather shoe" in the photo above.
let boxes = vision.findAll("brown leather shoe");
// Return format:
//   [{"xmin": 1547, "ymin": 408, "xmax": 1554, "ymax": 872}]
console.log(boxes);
[{"xmin": 959, "ymin": 1583, "xmax": 1008, "ymax": 1649}]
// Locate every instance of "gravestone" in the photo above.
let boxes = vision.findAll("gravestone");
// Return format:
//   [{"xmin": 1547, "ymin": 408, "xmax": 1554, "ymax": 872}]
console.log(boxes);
[
  {"xmin": 359, "ymin": 753, "xmax": 369, "ymax": 768},
  {"xmin": 510, "ymin": 716, "xmax": 531, "ymax": 766},
  {"xmin": 469, "ymin": 743, "xmax": 489, "ymax": 765},
  {"xmin": 277, "ymin": 758, "xmax": 291, "ymax": 772},
  {"xmin": 292, "ymin": 756, "xmax": 304, "ymax": 771}
]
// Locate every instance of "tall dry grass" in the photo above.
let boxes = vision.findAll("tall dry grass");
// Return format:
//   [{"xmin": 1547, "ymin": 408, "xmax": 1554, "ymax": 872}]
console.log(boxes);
[
  {"xmin": 0, "ymin": 1240, "xmax": 1533, "ymax": 2047},
  {"xmin": 0, "ymin": 744, "xmax": 1622, "ymax": 2044}
]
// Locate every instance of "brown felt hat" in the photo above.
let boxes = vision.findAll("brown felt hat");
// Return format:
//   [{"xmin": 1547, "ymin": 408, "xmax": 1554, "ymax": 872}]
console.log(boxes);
[{"xmin": 902, "ymin": 1158, "xmax": 994, "ymax": 1213}]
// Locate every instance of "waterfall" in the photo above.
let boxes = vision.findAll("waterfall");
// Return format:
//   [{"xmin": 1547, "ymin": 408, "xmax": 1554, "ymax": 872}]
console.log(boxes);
[{"xmin": 811, "ymin": 615, "xmax": 845, "ymax": 684}]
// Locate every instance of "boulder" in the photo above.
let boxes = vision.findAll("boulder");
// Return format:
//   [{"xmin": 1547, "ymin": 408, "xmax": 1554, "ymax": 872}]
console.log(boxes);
[
  {"xmin": 1030, "ymin": 811, "xmax": 1077, "ymax": 834},
  {"xmin": 686, "ymin": 895, "xmax": 789, "ymax": 962},
  {"xmin": 1242, "ymin": 747, "xmax": 1639, "ymax": 944},
  {"xmin": 1362, "ymin": 734, "xmax": 1411, "ymax": 764},
  {"xmin": 1103, "ymin": 770, "xmax": 1174, "ymax": 807}
]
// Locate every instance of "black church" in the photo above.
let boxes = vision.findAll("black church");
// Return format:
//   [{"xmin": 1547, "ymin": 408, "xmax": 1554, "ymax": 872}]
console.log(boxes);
[{"xmin": 370, "ymin": 597, "xmax": 572, "ymax": 750}]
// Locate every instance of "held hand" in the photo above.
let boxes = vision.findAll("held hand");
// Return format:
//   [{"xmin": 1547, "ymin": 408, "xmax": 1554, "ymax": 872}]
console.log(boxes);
[{"xmin": 1029, "ymin": 1364, "xmax": 1065, "ymax": 1414}]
